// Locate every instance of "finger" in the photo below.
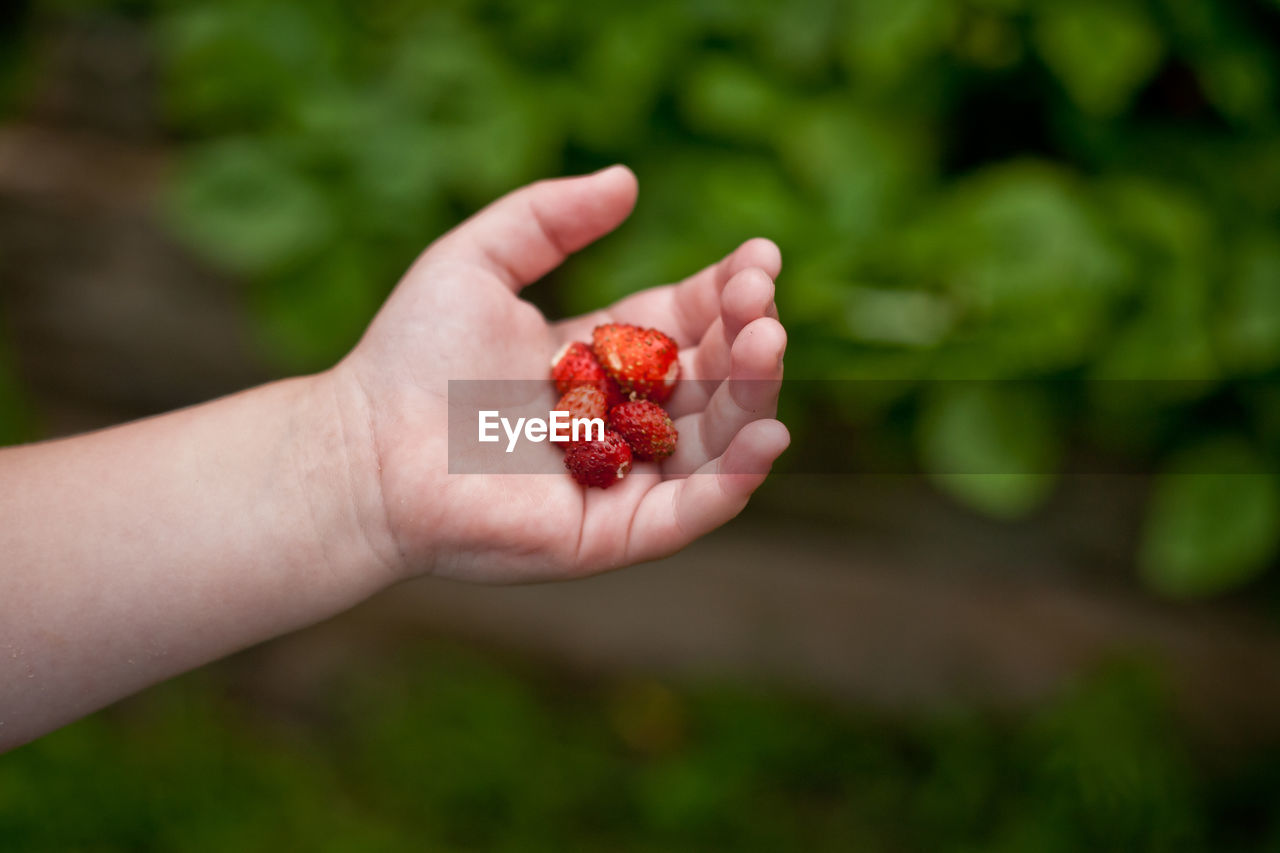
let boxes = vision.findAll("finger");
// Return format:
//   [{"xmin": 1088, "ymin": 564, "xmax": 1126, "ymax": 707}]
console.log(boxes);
[
  {"xmin": 691, "ymin": 266, "xmax": 777, "ymax": 385},
  {"xmin": 667, "ymin": 237, "xmax": 781, "ymax": 344},
  {"xmin": 428, "ymin": 165, "xmax": 638, "ymax": 291},
  {"xmin": 665, "ymin": 317, "xmax": 786, "ymax": 475},
  {"xmin": 623, "ymin": 419, "xmax": 790, "ymax": 565},
  {"xmin": 556, "ymin": 236, "xmax": 781, "ymax": 347},
  {"xmin": 662, "ymin": 267, "xmax": 778, "ymax": 418}
]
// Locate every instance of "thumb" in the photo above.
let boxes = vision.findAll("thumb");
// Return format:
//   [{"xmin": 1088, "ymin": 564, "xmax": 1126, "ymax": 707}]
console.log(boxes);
[{"xmin": 427, "ymin": 165, "xmax": 638, "ymax": 291}]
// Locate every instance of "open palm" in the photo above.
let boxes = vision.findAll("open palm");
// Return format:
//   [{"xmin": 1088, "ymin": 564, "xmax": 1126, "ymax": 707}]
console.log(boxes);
[{"xmin": 337, "ymin": 166, "xmax": 788, "ymax": 584}]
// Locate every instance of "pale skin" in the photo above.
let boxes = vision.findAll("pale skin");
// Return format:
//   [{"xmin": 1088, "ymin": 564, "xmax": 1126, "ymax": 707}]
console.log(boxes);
[{"xmin": 0, "ymin": 165, "xmax": 788, "ymax": 751}]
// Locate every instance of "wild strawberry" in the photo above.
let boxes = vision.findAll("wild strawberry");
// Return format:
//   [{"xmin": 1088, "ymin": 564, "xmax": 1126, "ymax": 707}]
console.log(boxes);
[
  {"xmin": 591, "ymin": 323, "xmax": 680, "ymax": 404},
  {"xmin": 552, "ymin": 386, "xmax": 609, "ymax": 446},
  {"xmin": 609, "ymin": 400, "xmax": 678, "ymax": 461},
  {"xmin": 550, "ymin": 340, "xmax": 623, "ymax": 405},
  {"xmin": 564, "ymin": 430, "xmax": 633, "ymax": 488}
]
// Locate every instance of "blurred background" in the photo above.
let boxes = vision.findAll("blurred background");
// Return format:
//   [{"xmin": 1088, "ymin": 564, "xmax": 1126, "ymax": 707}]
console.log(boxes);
[{"xmin": 3, "ymin": 0, "xmax": 1280, "ymax": 848}]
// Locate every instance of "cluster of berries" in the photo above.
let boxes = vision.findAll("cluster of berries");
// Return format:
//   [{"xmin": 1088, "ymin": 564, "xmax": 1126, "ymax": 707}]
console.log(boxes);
[{"xmin": 550, "ymin": 323, "xmax": 681, "ymax": 488}]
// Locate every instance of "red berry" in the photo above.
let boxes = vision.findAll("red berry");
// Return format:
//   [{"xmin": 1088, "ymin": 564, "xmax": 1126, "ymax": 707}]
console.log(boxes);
[
  {"xmin": 564, "ymin": 430, "xmax": 633, "ymax": 489},
  {"xmin": 552, "ymin": 386, "xmax": 609, "ymax": 446},
  {"xmin": 591, "ymin": 323, "xmax": 680, "ymax": 404},
  {"xmin": 550, "ymin": 341, "xmax": 623, "ymax": 406},
  {"xmin": 609, "ymin": 400, "xmax": 678, "ymax": 461}
]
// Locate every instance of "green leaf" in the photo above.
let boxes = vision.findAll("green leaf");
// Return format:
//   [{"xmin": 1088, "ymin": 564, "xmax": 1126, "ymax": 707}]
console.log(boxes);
[
  {"xmin": 159, "ymin": 3, "xmax": 341, "ymax": 132},
  {"xmin": 899, "ymin": 163, "xmax": 1126, "ymax": 374},
  {"xmin": 249, "ymin": 244, "xmax": 384, "ymax": 372},
  {"xmin": 918, "ymin": 383, "xmax": 1059, "ymax": 518},
  {"xmin": 166, "ymin": 138, "xmax": 335, "ymax": 276},
  {"xmin": 680, "ymin": 56, "xmax": 789, "ymax": 143},
  {"xmin": 1090, "ymin": 178, "xmax": 1218, "ymax": 384},
  {"xmin": 1032, "ymin": 0, "xmax": 1163, "ymax": 117},
  {"xmin": 750, "ymin": 0, "xmax": 843, "ymax": 80},
  {"xmin": 1140, "ymin": 440, "xmax": 1280, "ymax": 598},
  {"xmin": 1215, "ymin": 231, "xmax": 1280, "ymax": 373},
  {"xmin": 843, "ymin": 285, "xmax": 953, "ymax": 347},
  {"xmin": 1193, "ymin": 44, "xmax": 1278, "ymax": 126},
  {"xmin": 777, "ymin": 103, "xmax": 933, "ymax": 238},
  {"xmin": 840, "ymin": 0, "xmax": 958, "ymax": 85},
  {"xmin": 382, "ymin": 18, "xmax": 563, "ymax": 204},
  {"xmin": 570, "ymin": 6, "xmax": 686, "ymax": 148}
]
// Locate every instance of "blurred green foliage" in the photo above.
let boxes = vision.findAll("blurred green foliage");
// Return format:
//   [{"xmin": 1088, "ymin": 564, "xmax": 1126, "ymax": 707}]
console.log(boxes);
[
  {"xmin": 146, "ymin": 0, "xmax": 1280, "ymax": 596},
  {"xmin": 5, "ymin": 0, "xmax": 1280, "ymax": 595},
  {"xmin": 3, "ymin": 644, "xmax": 1279, "ymax": 851}
]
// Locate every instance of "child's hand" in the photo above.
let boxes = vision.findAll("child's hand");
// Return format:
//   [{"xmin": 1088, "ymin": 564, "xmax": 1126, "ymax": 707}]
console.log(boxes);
[
  {"xmin": 0, "ymin": 165, "xmax": 785, "ymax": 747},
  {"xmin": 331, "ymin": 166, "xmax": 789, "ymax": 583}
]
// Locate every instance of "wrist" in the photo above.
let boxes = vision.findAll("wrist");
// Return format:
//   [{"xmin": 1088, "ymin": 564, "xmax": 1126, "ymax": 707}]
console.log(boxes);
[{"xmin": 293, "ymin": 367, "xmax": 409, "ymax": 589}]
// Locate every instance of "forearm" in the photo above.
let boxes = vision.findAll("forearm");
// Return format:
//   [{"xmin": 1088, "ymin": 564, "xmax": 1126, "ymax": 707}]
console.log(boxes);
[
  {"xmin": 0, "ymin": 167, "xmax": 788, "ymax": 749},
  {"xmin": 0, "ymin": 370, "xmax": 396, "ymax": 750}
]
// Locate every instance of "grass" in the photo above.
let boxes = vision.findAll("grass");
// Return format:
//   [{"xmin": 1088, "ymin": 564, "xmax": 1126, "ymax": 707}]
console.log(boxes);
[{"xmin": 3, "ymin": 641, "xmax": 1280, "ymax": 851}]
